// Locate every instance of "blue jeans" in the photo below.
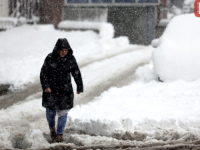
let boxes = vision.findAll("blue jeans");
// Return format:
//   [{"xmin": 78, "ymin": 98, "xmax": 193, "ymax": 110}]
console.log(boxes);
[{"xmin": 46, "ymin": 108, "xmax": 68, "ymax": 134}]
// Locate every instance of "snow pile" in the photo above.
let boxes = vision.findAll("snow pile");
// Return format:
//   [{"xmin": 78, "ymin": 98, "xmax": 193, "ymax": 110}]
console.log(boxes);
[
  {"xmin": 68, "ymin": 63, "xmax": 200, "ymax": 142},
  {"xmin": 153, "ymin": 14, "xmax": 200, "ymax": 82},
  {"xmin": 151, "ymin": 38, "xmax": 160, "ymax": 48},
  {"xmin": 0, "ymin": 17, "xmax": 17, "ymax": 29},
  {"xmin": 134, "ymin": 62, "xmax": 157, "ymax": 82},
  {"xmin": 58, "ymin": 21, "xmax": 114, "ymax": 39},
  {"xmin": 0, "ymin": 24, "xmax": 133, "ymax": 88}
]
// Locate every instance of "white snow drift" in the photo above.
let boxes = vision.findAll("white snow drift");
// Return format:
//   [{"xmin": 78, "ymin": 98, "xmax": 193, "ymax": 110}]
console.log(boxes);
[
  {"xmin": 153, "ymin": 14, "xmax": 200, "ymax": 81},
  {"xmin": 58, "ymin": 21, "xmax": 114, "ymax": 39},
  {"xmin": 68, "ymin": 62, "xmax": 200, "ymax": 142}
]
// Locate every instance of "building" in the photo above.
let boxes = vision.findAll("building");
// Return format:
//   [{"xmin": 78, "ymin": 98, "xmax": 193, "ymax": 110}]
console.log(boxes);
[
  {"xmin": 40, "ymin": 0, "xmax": 169, "ymax": 45},
  {"xmin": 0, "ymin": 0, "xmax": 40, "ymax": 30},
  {"xmin": 0, "ymin": 0, "xmax": 9, "ymax": 17},
  {"xmin": 0, "ymin": 0, "xmax": 168, "ymax": 45}
]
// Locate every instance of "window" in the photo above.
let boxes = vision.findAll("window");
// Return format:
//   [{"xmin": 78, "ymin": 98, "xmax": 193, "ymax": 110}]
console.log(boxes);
[
  {"xmin": 138, "ymin": 0, "xmax": 158, "ymax": 3},
  {"xmin": 115, "ymin": 0, "xmax": 135, "ymax": 3},
  {"xmin": 91, "ymin": 0, "xmax": 112, "ymax": 3},
  {"xmin": 67, "ymin": 0, "xmax": 89, "ymax": 3}
]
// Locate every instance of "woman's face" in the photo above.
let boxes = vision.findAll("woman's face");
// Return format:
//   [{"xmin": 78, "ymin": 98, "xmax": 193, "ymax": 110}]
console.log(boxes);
[{"xmin": 58, "ymin": 49, "xmax": 68, "ymax": 57}]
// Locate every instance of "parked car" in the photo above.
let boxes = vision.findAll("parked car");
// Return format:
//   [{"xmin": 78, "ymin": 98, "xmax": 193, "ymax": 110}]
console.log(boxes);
[{"xmin": 152, "ymin": 14, "xmax": 200, "ymax": 82}]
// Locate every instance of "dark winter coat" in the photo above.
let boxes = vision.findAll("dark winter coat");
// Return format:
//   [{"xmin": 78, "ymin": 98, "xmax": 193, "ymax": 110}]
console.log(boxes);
[{"xmin": 40, "ymin": 38, "xmax": 83, "ymax": 110}]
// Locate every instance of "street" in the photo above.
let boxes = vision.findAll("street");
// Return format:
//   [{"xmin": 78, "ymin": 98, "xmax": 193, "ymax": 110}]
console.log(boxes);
[{"xmin": 0, "ymin": 43, "xmax": 152, "ymax": 149}]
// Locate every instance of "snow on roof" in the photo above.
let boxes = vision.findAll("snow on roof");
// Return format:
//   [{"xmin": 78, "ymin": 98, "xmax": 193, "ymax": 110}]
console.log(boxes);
[{"xmin": 58, "ymin": 21, "xmax": 114, "ymax": 39}]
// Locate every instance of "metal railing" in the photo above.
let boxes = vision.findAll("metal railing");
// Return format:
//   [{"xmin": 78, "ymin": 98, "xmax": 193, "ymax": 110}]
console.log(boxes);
[{"xmin": 0, "ymin": 0, "xmax": 40, "ymax": 30}]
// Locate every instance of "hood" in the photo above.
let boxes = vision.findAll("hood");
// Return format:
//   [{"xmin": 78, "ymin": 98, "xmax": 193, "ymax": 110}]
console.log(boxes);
[{"xmin": 52, "ymin": 38, "xmax": 73, "ymax": 58}]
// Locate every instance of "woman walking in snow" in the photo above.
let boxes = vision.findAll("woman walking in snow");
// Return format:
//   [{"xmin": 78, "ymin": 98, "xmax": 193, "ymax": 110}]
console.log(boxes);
[{"xmin": 40, "ymin": 38, "xmax": 83, "ymax": 142}]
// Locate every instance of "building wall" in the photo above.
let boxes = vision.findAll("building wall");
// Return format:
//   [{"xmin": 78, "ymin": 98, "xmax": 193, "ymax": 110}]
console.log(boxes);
[
  {"xmin": 156, "ymin": 0, "xmax": 167, "ymax": 38},
  {"xmin": 62, "ymin": 6, "xmax": 157, "ymax": 45},
  {"xmin": 108, "ymin": 6, "xmax": 157, "ymax": 45},
  {"xmin": 40, "ymin": 0, "xmax": 64, "ymax": 28},
  {"xmin": 0, "ymin": 0, "xmax": 9, "ymax": 17},
  {"xmin": 158, "ymin": 0, "xmax": 167, "ymax": 20},
  {"xmin": 63, "ymin": 7, "xmax": 107, "ymax": 22},
  {"xmin": 156, "ymin": 26, "xmax": 166, "ymax": 38},
  {"xmin": 40, "ymin": 0, "xmax": 160, "ymax": 45}
]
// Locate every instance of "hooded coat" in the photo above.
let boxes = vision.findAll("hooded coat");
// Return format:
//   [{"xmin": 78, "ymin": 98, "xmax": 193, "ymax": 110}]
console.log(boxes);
[{"xmin": 40, "ymin": 38, "xmax": 83, "ymax": 110}]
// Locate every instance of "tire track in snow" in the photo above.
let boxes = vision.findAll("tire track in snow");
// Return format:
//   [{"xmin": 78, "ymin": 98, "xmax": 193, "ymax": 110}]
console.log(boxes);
[
  {"xmin": 73, "ymin": 47, "xmax": 152, "ymax": 106},
  {"xmin": 78, "ymin": 45, "xmax": 146, "ymax": 68},
  {"xmin": 0, "ymin": 45, "xmax": 145, "ymax": 110},
  {"xmin": 74, "ymin": 60, "xmax": 149, "ymax": 106}
]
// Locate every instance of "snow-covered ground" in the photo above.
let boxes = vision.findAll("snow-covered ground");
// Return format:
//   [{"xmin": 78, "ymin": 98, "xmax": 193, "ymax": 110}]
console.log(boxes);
[
  {"xmin": 0, "ymin": 24, "xmax": 136, "ymax": 89},
  {"xmin": 0, "ymin": 24, "xmax": 152, "ymax": 149},
  {"xmin": 1, "ymin": 16, "xmax": 200, "ymax": 149},
  {"xmin": 0, "ymin": 48, "xmax": 153, "ymax": 149},
  {"xmin": 69, "ymin": 62, "xmax": 200, "ymax": 142},
  {"xmin": 2, "ymin": 58, "xmax": 200, "ymax": 149}
]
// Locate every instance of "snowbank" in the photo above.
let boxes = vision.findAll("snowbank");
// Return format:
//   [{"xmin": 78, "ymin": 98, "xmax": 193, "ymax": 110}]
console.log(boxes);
[
  {"xmin": 153, "ymin": 14, "xmax": 200, "ymax": 81},
  {"xmin": 0, "ymin": 24, "xmax": 132, "ymax": 88},
  {"xmin": 68, "ymin": 62, "xmax": 200, "ymax": 141},
  {"xmin": 58, "ymin": 21, "xmax": 114, "ymax": 39}
]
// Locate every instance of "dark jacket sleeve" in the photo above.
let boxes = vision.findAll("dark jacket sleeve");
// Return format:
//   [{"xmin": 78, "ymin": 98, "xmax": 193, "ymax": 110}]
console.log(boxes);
[
  {"xmin": 40, "ymin": 55, "xmax": 51, "ymax": 91},
  {"xmin": 70, "ymin": 56, "xmax": 84, "ymax": 92}
]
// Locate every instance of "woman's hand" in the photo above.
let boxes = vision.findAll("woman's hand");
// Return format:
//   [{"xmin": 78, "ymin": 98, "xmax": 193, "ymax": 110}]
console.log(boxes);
[{"xmin": 45, "ymin": 88, "xmax": 51, "ymax": 93}]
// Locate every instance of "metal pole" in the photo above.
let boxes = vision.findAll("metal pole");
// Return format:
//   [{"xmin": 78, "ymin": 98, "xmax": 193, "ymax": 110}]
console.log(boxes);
[
  {"xmin": 147, "ymin": 6, "xmax": 155, "ymax": 45},
  {"xmin": 25, "ymin": 0, "xmax": 27, "ymax": 19}
]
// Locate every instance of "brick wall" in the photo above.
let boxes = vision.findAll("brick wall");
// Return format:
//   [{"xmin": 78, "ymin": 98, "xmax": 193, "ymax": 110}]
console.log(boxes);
[
  {"xmin": 158, "ymin": 0, "xmax": 168, "ymax": 20},
  {"xmin": 40, "ymin": 0, "xmax": 64, "ymax": 28}
]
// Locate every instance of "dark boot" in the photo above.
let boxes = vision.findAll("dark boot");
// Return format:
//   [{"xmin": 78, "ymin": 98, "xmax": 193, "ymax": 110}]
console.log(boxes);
[
  {"xmin": 50, "ymin": 127, "xmax": 57, "ymax": 140},
  {"xmin": 55, "ymin": 134, "xmax": 63, "ymax": 142}
]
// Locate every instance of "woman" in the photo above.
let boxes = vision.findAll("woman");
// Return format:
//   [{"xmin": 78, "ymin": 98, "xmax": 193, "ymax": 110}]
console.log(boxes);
[{"xmin": 40, "ymin": 38, "xmax": 83, "ymax": 142}]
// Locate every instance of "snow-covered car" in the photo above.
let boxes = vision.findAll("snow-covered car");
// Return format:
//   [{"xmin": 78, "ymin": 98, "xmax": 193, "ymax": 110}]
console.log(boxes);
[{"xmin": 152, "ymin": 14, "xmax": 200, "ymax": 82}]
